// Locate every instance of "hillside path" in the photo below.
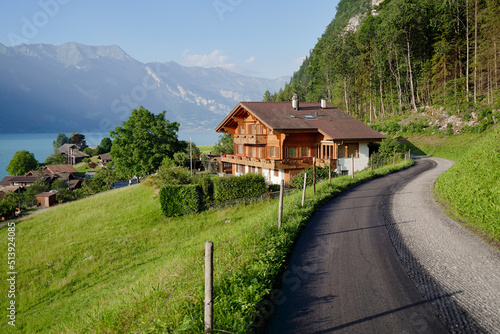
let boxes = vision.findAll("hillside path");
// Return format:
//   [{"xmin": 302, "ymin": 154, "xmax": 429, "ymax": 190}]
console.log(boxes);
[{"xmin": 264, "ymin": 157, "xmax": 500, "ymax": 333}]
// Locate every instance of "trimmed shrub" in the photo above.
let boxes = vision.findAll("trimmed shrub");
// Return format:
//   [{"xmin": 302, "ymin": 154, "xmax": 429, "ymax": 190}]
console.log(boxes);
[
  {"xmin": 159, "ymin": 184, "xmax": 201, "ymax": 217},
  {"xmin": 213, "ymin": 174, "xmax": 267, "ymax": 202}
]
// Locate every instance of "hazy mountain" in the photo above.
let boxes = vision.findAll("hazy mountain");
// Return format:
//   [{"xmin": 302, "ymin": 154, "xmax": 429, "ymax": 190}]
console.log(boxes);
[{"xmin": 0, "ymin": 42, "xmax": 288, "ymax": 133}]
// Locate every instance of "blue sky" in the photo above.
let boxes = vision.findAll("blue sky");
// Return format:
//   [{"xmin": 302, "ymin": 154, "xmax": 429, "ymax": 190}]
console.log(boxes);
[{"xmin": 0, "ymin": 0, "xmax": 339, "ymax": 79}]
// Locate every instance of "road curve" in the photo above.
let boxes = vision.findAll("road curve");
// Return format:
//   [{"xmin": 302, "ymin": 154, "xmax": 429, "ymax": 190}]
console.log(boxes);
[{"xmin": 263, "ymin": 157, "xmax": 499, "ymax": 333}]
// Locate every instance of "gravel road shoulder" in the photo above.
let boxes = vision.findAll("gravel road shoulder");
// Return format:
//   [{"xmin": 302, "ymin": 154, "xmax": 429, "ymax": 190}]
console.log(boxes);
[{"xmin": 388, "ymin": 156, "xmax": 500, "ymax": 333}]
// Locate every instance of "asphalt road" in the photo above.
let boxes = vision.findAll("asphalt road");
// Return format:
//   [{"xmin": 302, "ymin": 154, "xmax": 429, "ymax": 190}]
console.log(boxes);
[{"xmin": 263, "ymin": 157, "xmax": 488, "ymax": 333}]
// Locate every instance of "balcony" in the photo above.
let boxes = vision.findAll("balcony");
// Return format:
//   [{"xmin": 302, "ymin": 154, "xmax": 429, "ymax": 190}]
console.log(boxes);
[
  {"xmin": 220, "ymin": 155, "xmax": 337, "ymax": 170},
  {"xmin": 233, "ymin": 134, "xmax": 267, "ymax": 145}
]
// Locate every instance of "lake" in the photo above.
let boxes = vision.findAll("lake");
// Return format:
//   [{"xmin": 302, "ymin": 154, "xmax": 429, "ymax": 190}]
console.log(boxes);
[{"xmin": 0, "ymin": 131, "xmax": 221, "ymax": 180}]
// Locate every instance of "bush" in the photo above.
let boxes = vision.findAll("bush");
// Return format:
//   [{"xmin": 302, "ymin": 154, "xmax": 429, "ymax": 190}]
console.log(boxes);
[
  {"xmin": 378, "ymin": 137, "xmax": 400, "ymax": 158},
  {"xmin": 159, "ymin": 184, "xmax": 201, "ymax": 217},
  {"xmin": 192, "ymin": 173, "xmax": 214, "ymax": 205},
  {"xmin": 213, "ymin": 174, "xmax": 267, "ymax": 202}
]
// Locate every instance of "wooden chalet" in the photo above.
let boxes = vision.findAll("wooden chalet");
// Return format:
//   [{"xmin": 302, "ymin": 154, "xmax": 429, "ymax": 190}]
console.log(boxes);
[{"xmin": 215, "ymin": 97, "xmax": 385, "ymax": 186}]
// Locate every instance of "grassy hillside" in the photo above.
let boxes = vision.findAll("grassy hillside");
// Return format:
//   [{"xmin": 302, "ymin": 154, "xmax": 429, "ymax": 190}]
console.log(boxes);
[
  {"xmin": 434, "ymin": 126, "xmax": 500, "ymax": 242},
  {"xmin": 1, "ymin": 160, "xmax": 412, "ymax": 333}
]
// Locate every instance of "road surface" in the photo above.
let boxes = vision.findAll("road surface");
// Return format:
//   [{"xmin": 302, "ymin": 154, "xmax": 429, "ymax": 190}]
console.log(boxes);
[{"xmin": 263, "ymin": 157, "xmax": 499, "ymax": 333}]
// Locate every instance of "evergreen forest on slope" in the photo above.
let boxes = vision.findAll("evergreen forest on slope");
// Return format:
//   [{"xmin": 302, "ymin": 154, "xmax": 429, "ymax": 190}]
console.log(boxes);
[{"xmin": 266, "ymin": 0, "xmax": 499, "ymax": 122}]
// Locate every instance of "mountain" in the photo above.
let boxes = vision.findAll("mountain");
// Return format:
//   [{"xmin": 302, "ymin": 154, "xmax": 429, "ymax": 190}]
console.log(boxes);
[{"xmin": 0, "ymin": 42, "xmax": 288, "ymax": 133}]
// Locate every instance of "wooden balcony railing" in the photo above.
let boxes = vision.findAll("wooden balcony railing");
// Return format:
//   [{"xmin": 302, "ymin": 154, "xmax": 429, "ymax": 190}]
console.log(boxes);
[
  {"xmin": 220, "ymin": 155, "xmax": 337, "ymax": 170},
  {"xmin": 233, "ymin": 134, "xmax": 267, "ymax": 145}
]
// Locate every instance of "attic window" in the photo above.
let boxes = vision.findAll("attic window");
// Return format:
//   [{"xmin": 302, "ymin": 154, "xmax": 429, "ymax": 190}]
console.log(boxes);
[
  {"xmin": 290, "ymin": 115, "xmax": 298, "ymax": 119},
  {"xmin": 304, "ymin": 115, "xmax": 315, "ymax": 119}
]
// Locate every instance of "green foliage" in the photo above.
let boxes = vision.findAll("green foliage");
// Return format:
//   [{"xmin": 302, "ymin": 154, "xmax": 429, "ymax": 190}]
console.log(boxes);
[
  {"xmin": 435, "ymin": 126, "xmax": 500, "ymax": 240},
  {"xmin": 213, "ymin": 174, "xmax": 267, "ymax": 202},
  {"xmin": 6, "ymin": 150, "xmax": 38, "ymax": 176},
  {"xmin": 110, "ymin": 106, "xmax": 185, "ymax": 179},
  {"xmin": 0, "ymin": 199, "xmax": 16, "ymax": 218},
  {"xmin": 159, "ymin": 184, "xmax": 201, "ymax": 217},
  {"xmin": 83, "ymin": 147, "xmax": 96, "ymax": 156},
  {"xmin": 70, "ymin": 133, "xmax": 87, "ymax": 147},
  {"xmin": 212, "ymin": 133, "xmax": 234, "ymax": 155},
  {"xmin": 378, "ymin": 137, "xmax": 401, "ymax": 158},
  {"xmin": 267, "ymin": 0, "xmax": 499, "ymax": 118},
  {"xmin": 192, "ymin": 173, "xmax": 214, "ymax": 205},
  {"xmin": 98, "ymin": 137, "xmax": 112, "ymax": 154},
  {"xmin": 290, "ymin": 166, "xmax": 335, "ymax": 189},
  {"xmin": 53, "ymin": 133, "xmax": 70, "ymax": 150},
  {"xmin": 44, "ymin": 149, "xmax": 66, "ymax": 165}
]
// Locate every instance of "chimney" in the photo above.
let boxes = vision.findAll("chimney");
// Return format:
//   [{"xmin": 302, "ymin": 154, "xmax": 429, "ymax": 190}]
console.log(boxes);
[
  {"xmin": 292, "ymin": 94, "xmax": 299, "ymax": 110},
  {"xmin": 321, "ymin": 99, "xmax": 327, "ymax": 109}
]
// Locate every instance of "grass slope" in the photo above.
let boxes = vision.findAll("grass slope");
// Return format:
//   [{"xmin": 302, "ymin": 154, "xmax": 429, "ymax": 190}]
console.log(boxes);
[
  {"xmin": 1, "ymin": 160, "xmax": 413, "ymax": 333},
  {"xmin": 434, "ymin": 126, "xmax": 500, "ymax": 242}
]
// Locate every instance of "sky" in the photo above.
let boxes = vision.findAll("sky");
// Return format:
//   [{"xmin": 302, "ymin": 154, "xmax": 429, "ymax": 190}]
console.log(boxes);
[{"xmin": 0, "ymin": 0, "xmax": 339, "ymax": 79}]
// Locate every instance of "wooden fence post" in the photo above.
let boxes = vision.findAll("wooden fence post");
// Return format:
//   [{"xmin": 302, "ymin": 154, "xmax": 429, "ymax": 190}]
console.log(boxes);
[
  {"xmin": 313, "ymin": 158, "xmax": 316, "ymax": 196},
  {"xmin": 302, "ymin": 173, "xmax": 307, "ymax": 207},
  {"xmin": 371, "ymin": 154, "xmax": 374, "ymax": 171},
  {"xmin": 205, "ymin": 241, "xmax": 213, "ymax": 333},
  {"xmin": 278, "ymin": 179, "xmax": 284, "ymax": 228},
  {"xmin": 352, "ymin": 154, "xmax": 355, "ymax": 178},
  {"xmin": 393, "ymin": 151, "xmax": 396, "ymax": 166},
  {"xmin": 328, "ymin": 160, "xmax": 332, "ymax": 184}
]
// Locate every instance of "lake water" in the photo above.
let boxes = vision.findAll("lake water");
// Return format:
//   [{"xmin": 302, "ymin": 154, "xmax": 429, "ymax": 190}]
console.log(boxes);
[{"xmin": 0, "ymin": 131, "xmax": 221, "ymax": 180}]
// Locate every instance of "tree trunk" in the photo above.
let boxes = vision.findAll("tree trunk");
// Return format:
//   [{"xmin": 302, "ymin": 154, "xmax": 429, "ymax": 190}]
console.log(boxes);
[
  {"xmin": 474, "ymin": 0, "xmax": 478, "ymax": 103},
  {"xmin": 344, "ymin": 76, "xmax": 349, "ymax": 115},
  {"xmin": 407, "ymin": 38, "xmax": 418, "ymax": 111},
  {"xmin": 466, "ymin": 0, "xmax": 470, "ymax": 102}
]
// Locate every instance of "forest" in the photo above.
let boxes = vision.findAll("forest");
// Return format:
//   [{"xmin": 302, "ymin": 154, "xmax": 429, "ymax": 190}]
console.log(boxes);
[{"xmin": 266, "ymin": 0, "xmax": 499, "ymax": 122}]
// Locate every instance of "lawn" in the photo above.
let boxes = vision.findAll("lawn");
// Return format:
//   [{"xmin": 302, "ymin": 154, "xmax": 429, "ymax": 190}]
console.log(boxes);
[{"xmin": 1, "ymin": 159, "xmax": 413, "ymax": 333}]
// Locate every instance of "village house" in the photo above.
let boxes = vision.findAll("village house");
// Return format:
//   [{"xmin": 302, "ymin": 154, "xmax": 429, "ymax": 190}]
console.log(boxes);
[
  {"xmin": 58, "ymin": 144, "xmax": 90, "ymax": 165},
  {"xmin": 215, "ymin": 97, "xmax": 385, "ymax": 186}
]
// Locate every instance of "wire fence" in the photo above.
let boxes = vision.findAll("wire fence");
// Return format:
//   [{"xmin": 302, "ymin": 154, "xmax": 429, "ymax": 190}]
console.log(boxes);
[{"xmin": 134, "ymin": 154, "xmax": 412, "ymax": 333}]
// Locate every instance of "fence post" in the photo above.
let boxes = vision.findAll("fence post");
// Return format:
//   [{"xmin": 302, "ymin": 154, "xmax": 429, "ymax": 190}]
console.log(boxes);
[
  {"xmin": 393, "ymin": 151, "xmax": 396, "ymax": 166},
  {"xmin": 351, "ymin": 154, "xmax": 354, "ymax": 179},
  {"xmin": 371, "ymin": 154, "xmax": 374, "ymax": 171},
  {"xmin": 278, "ymin": 179, "xmax": 284, "ymax": 228},
  {"xmin": 205, "ymin": 241, "xmax": 213, "ymax": 333},
  {"xmin": 302, "ymin": 173, "xmax": 307, "ymax": 207},
  {"xmin": 313, "ymin": 157, "xmax": 316, "ymax": 196},
  {"xmin": 328, "ymin": 160, "xmax": 332, "ymax": 184}
]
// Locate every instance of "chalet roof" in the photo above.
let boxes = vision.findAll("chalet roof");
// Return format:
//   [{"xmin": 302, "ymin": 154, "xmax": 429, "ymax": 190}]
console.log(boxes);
[
  {"xmin": 99, "ymin": 153, "xmax": 112, "ymax": 161},
  {"xmin": 9, "ymin": 176, "xmax": 38, "ymax": 183},
  {"xmin": 0, "ymin": 176, "xmax": 15, "ymax": 187},
  {"xmin": 36, "ymin": 192, "xmax": 57, "ymax": 198},
  {"xmin": 216, "ymin": 102, "xmax": 385, "ymax": 141},
  {"xmin": 44, "ymin": 164, "xmax": 78, "ymax": 175}
]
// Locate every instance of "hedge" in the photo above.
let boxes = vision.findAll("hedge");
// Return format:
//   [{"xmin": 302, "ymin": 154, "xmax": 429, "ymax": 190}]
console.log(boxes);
[
  {"xmin": 213, "ymin": 174, "xmax": 267, "ymax": 202},
  {"xmin": 159, "ymin": 184, "xmax": 201, "ymax": 217}
]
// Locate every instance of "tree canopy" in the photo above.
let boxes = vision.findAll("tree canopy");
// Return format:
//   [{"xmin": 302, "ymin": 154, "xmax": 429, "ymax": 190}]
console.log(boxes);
[
  {"xmin": 53, "ymin": 133, "xmax": 70, "ymax": 150},
  {"xmin": 110, "ymin": 106, "xmax": 184, "ymax": 178},
  {"xmin": 212, "ymin": 133, "xmax": 234, "ymax": 155},
  {"xmin": 268, "ymin": 0, "xmax": 499, "ymax": 119},
  {"xmin": 6, "ymin": 150, "xmax": 38, "ymax": 176}
]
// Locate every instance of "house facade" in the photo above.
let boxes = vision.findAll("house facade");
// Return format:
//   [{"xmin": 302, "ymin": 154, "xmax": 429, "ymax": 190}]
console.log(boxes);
[{"xmin": 215, "ymin": 99, "xmax": 385, "ymax": 186}]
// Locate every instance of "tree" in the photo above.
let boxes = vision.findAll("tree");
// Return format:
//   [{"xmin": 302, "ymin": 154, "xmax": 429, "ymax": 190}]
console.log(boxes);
[
  {"xmin": 44, "ymin": 150, "xmax": 66, "ymax": 165},
  {"xmin": 379, "ymin": 137, "xmax": 401, "ymax": 158},
  {"xmin": 212, "ymin": 133, "xmax": 234, "ymax": 155},
  {"xmin": 53, "ymin": 133, "xmax": 70, "ymax": 150},
  {"xmin": 98, "ymin": 137, "xmax": 112, "ymax": 154},
  {"xmin": 110, "ymin": 106, "xmax": 184, "ymax": 178},
  {"xmin": 70, "ymin": 133, "xmax": 87, "ymax": 147},
  {"xmin": 6, "ymin": 150, "xmax": 38, "ymax": 176}
]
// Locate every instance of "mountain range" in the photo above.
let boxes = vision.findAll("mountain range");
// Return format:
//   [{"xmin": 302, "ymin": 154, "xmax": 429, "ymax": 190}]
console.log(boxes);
[{"xmin": 0, "ymin": 42, "xmax": 288, "ymax": 133}]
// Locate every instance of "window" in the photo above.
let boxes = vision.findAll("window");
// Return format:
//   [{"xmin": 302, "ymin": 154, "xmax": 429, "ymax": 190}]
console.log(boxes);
[
  {"xmin": 287, "ymin": 147, "xmax": 297, "ymax": 158},
  {"xmin": 252, "ymin": 147, "xmax": 256, "ymax": 157},
  {"xmin": 256, "ymin": 124, "xmax": 261, "ymax": 134},
  {"xmin": 304, "ymin": 114, "xmax": 315, "ymax": 119},
  {"xmin": 251, "ymin": 124, "xmax": 256, "ymax": 134},
  {"xmin": 237, "ymin": 144, "xmax": 244, "ymax": 155},
  {"xmin": 238, "ymin": 164, "xmax": 244, "ymax": 174},
  {"xmin": 274, "ymin": 169, "xmax": 279, "ymax": 177},
  {"xmin": 240, "ymin": 125, "xmax": 245, "ymax": 135},
  {"xmin": 301, "ymin": 146, "xmax": 310, "ymax": 157},
  {"xmin": 269, "ymin": 146, "xmax": 278, "ymax": 158},
  {"xmin": 338, "ymin": 144, "xmax": 346, "ymax": 158},
  {"xmin": 348, "ymin": 143, "xmax": 359, "ymax": 157}
]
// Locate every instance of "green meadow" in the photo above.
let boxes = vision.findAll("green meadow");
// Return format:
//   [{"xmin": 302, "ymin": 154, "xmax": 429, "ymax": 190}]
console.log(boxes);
[{"xmin": 1, "ymin": 159, "xmax": 412, "ymax": 333}]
